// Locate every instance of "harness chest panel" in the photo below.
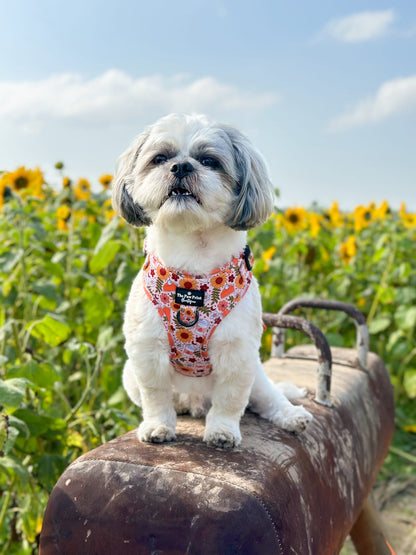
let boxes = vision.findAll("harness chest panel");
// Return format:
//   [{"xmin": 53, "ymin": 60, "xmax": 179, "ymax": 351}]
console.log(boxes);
[{"xmin": 142, "ymin": 248, "xmax": 253, "ymax": 377}]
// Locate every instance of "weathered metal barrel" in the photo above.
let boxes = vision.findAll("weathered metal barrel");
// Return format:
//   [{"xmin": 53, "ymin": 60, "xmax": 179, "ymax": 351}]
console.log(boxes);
[{"xmin": 39, "ymin": 301, "xmax": 395, "ymax": 555}]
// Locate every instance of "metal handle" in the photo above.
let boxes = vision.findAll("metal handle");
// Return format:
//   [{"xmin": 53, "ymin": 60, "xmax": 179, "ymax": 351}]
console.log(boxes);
[
  {"xmin": 273, "ymin": 298, "xmax": 369, "ymax": 370},
  {"xmin": 263, "ymin": 313, "xmax": 332, "ymax": 407}
]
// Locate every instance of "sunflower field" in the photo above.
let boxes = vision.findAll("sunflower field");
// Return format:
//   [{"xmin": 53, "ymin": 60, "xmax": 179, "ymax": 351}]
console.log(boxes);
[{"xmin": 0, "ymin": 166, "xmax": 416, "ymax": 552}]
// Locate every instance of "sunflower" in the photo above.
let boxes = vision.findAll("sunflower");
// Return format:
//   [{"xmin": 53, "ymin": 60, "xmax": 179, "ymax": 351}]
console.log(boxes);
[
  {"xmin": 179, "ymin": 277, "xmax": 197, "ymax": 290},
  {"xmin": 56, "ymin": 205, "xmax": 71, "ymax": 231},
  {"xmin": 99, "ymin": 174, "xmax": 113, "ymax": 189},
  {"xmin": 74, "ymin": 178, "xmax": 91, "ymax": 201},
  {"xmin": 56, "ymin": 205, "xmax": 71, "ymax": 220},
  {"xmin": 262, "ymin": 246, "xmax": 276, "ymax": 262},
  {"xmin": 283, "ymin": 206, "xmax": 307, "ymax": 233},
  {"xmin": 170, "ymin": 300, "xmax": 181, "ymax": 311},
  {"xmin": 63, "ymin": 177, "xmax": 72, "ymax": 188},
  {"xmin": 175, "ymin": 329, "xmax": 194, "ymax": 343},
  {"xmin": 104, "ymin": 198, "xmax": 116, "ymax": 222},
  {"xmin": 399, "ymin": 203, "xmax": 416, "ymax": 229},
  {"xmin": 3, "ymin": 166, "xmax": 44, "ymax": 198},
  {"xmin": 308, "ymin": 212, "xmax": 322, "ymax": 238},
  {"xmin": 327, "ymin": 202, "xmax": 344, "ymax": 227},
  {"xmin": 339, "ymin": 236, "xmax": 356, "ymax": 264},
  {"xmin": 235, "ymin": 273, "xmax": 246, "ymax": 289},
  {"xmin": 273, "ymin": 213, "xmax": 284, "ymax": 230},
  {"xmin": 373, "ymin": 200, "xmax": 390, "ymax": 221},
  {"xmin": 183, "ymin": 307, "xmax": 196, "ymax": 318},
  {"xmin": 352, "ymin": 204, "xmax": 375, "ymax": 232},
  {"xmin": 157, "ymin": 266, "xmax": 169, "ymax": 280},
  {"xmin": 210, "ymin": 272, "xmax": 228, "ymax": 289},
  {"xmin": 261, "ymin": 246, "xmax": 276, "ymax": 272},
  {"xmin": 0, "ymin": 178, "xmax": 8, "ymax": 209}
]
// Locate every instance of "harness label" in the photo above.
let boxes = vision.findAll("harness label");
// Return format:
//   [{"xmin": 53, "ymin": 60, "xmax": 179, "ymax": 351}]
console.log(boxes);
[{"xmin": 175, "ymin": 287, "xmax": 205, "ymax": 307}]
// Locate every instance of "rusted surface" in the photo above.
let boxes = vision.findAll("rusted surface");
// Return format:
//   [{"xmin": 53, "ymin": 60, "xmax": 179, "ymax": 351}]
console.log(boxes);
[
  {"xmin": 273, "ymin": 298, "xmax": 369, "ymax": 370},
  {"xmin": 263, "ymin": 313, "xmax": 332, "ymax": 405},
  {"xmin": 279, "ymin": 298, "xmax": 367, "ymax": 326},
  {"xmin": 39, "ymin": 346, "xmax": 394, "ymax": 555},
  {"xmin": 349, "ymin": 499, "xmax": 394, "ymax": 555}
]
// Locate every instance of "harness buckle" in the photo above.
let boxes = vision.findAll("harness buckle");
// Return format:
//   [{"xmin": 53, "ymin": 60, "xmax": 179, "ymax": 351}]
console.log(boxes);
[{"xmin": 244, "ymin": 245, "xmax": 253, "ymax": 271}]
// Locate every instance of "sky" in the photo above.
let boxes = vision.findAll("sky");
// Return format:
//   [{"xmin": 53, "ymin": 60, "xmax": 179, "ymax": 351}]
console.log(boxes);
[{"xmin": 0, "ymin": 0, "xmax": 415, "ymax": 210}]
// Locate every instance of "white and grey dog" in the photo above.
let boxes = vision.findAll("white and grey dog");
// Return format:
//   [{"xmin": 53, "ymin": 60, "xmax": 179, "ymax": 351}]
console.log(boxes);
[{"xmin": 112, "ymin": 113, "xmax": 312, "ymax": 448}]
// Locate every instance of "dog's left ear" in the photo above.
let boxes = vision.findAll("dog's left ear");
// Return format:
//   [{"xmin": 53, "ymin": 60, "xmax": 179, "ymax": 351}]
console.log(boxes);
[
  {"xmin": 219, "ymin": 125, "xmax": 275, "ymax": 230},
  {"xmin": 112, "ymin": 133, "xmax": 152, "ymax": 227}
]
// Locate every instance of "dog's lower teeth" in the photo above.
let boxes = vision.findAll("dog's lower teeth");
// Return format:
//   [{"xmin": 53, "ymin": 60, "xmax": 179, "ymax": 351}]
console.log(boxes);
[{"xmin": 172, "ymin": 190, "xmax": 191, "ymax": 196}]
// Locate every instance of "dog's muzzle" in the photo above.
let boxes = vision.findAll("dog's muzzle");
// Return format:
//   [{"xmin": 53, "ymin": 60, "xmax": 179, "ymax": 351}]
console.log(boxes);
[{"xmin": 164, "ymin": 164, "xmax": 200, "ymax": 204}]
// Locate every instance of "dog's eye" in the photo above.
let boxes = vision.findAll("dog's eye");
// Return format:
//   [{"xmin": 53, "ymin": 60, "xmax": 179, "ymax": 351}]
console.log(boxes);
[
  {"xmin": 200, "ymin": 157, "xmax": 220, "ymax": 169},
  {"xmin": 153, "ymin": 154, "xmax": 168, "ymax": 165}
]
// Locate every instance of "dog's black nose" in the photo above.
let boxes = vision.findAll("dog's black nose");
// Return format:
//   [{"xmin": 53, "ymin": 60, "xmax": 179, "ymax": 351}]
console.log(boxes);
[{"xmin": 170, "ymin": 162, "xmax": 194, "ymax": 179}]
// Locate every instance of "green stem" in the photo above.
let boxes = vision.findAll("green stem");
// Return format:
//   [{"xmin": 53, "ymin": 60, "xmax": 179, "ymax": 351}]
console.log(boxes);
[
  {"xmin": 397, "ymin": 346, "xmax": 416, "ymax": 383},
  {"xmin": 16, "ymin": 197, "xmax": 30, "ymax": 323},
  {"xmin": 0, "ymin": 476, "xmax": 17, "ymax": 541},
  {"xmin": 11, "ymin": 322, "xmax": 23, "ymax": 360},
  {"xmin": 64, "ymin": 187, "xmax": 76, "ymax": 323},
  {"xmin": 65, "ymin": 350, "xmax": 104, "ymax": 422},
  {"xmin": 389, "ymin": 445, "xmax": 416, "ymax": 465},
  {"xmin": 367, "ymin": 240, "xmax": 396, "ymax": 324}
]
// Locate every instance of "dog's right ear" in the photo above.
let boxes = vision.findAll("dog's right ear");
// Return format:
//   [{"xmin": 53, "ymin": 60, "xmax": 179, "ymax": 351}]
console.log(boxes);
[{"xmin": 111, "ymin": 133, "xmax": 152, "ymax": 227}]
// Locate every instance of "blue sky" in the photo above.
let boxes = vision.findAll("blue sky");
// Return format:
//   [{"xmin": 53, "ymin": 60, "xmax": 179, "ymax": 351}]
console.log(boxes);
[{"xmin": 1, "ymin": 0, "xmax": 415, "ymax": 209}]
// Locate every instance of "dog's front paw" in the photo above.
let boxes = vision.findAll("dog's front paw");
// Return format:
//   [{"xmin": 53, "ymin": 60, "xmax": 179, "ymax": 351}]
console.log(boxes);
[
  {"xmin": 204, "ymin": 430, "xmax": 241, "ymax": 449},
  {"xmin": 204, "ymin": 418, "xmax": 241, "ymax": 449},
  {"xmin": 138, "ymin": 421, "xmax": 176, "ymax": 444},
  {"xmin": 279, "ymin": 405, "xmax": 313, "ymax": 434}
]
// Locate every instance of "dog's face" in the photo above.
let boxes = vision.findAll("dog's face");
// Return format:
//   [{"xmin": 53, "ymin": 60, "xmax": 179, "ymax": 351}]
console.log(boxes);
[{"xmin": 112, "ymin": 113, "xmax": 274, "ymax": 232}]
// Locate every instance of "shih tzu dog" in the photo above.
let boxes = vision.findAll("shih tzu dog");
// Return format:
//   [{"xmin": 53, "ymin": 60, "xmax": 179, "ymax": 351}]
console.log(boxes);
[{"xmin": 112, "ymin": 113, "xmax": 312, "ymax": 448}]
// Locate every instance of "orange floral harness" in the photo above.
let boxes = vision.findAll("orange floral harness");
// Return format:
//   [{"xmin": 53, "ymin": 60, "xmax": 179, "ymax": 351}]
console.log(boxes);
[{"xmin": 142, "ymin": 246, "xmax": 254, "ymax": 377}]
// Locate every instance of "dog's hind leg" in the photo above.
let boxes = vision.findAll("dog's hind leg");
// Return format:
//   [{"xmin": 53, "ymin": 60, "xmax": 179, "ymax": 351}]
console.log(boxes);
[
  {"xmin": 173, "ymin": 393, "xmax": 210, "ymax": 418},
  {"xmin": 274, "ymin": 381, "xmax": 308, "ymax": 401},
  {"xmin": 122, "ymin": 359, "xmax": 142, "ymax": 406},
  {"xmin": 249, "ymin": 362, "xmax": 312, "ymax": 434}
]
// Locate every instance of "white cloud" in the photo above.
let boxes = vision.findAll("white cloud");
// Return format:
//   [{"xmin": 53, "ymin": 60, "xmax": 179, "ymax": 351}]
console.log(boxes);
[
  {"xmin": 327, "ymin": 75, "xmax": 416, "ymax": 132},
  {"xmin": 0, "ymin": 70, "xmax": 278, "ymax": 130},
  {"xmin": 321, "ymin": 10, "xmax": 395, "ymax": 42}
]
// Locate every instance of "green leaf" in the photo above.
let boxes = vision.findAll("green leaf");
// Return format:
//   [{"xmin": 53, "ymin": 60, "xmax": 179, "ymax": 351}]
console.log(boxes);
[
  {"xmin": 33, "ymin": 281, "xmax": 59, "ymax": 309},
  {"xmin": 94, "ymin": 215, "xmax": 120, "ymax": 254},
  {"xmin": 33, "ymin": 281, "xmax": 58, "ymax": 300},
  {"xmin": 395, "ymin": 306, "xmax": 416, "ymax": 331},
  {"xmin": 28, "ymin": 314, "xmax": 71, "ymax": 346},
  {"xmin": 7, "ymin": 414, "xmax": 30, "ymax": 440},
  {"xmin": 89, "ymin": 240, "xmax": 120, "ymax": 274},
  {"xmin": 368, "ymin": 316, "xmax": 391, "ymax": 334},
  {"xmin": 7, "ymin": 361, "xmax": 61, "ymax": 389},
  {"xmin": 13, "ymin": 409, "xmax": 66, "ymax": 437},
  {"xmin": 403, "ymin": 370, "xmax": 416, "ymax": 399},
  {"xmin": 377, "ymin": 285, "xmax": 396, "ymax": 305},
  {"xmin": 386, "ymin": 329, "xmax": 405, "ymax": 352},
  {"xmin": 0, "ymin": 412, "xmax": 8, "ymax": 454},
  {"xmin": 0, "ymin": 378, "xmax": 28, "ymax": 410},
  {"xmin": 396, "ymin": 287, "xmax": 416, "ymax": 305},
  {"xmin": 0, "ymin": 454, "xmax": 30, "ymax": 483},
  {"xmin": 37, "ymin": 453, "xmax": 67, "ymax": 490},
  {"xmin": 96, "ymin": 326, "xmax": 119, "ymax": 352},
  {"xmin": 82, "ymin": 287, "xmax": 114, "ymax": 327},
  {"xmin": 0, "ymin": 248, "xmax": 24, "ymax": 273},
  {"xmin": 324, "ymin": 332, "xmax": 344, "ymax": 347}
]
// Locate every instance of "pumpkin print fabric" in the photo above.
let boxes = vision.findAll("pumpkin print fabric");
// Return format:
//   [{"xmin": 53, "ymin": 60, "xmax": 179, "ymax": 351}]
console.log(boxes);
[{"xmin": 142, "ymin": 247, "xmax": 254, "ymax": 377}]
